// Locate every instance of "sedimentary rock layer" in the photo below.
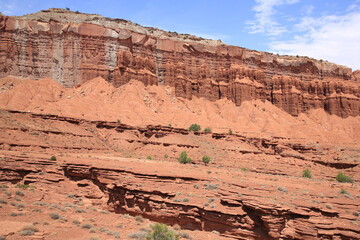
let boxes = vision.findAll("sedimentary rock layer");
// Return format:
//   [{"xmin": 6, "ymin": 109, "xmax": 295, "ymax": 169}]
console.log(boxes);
[{"xmin": 0, "ymin": 9, "xmax": 359, "ymax": 117}]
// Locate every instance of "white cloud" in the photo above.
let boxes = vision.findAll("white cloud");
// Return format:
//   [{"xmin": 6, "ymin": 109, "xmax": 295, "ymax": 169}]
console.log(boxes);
[
  {"xmin": 247, "ymin": 0, "xmax": 300, "ymax": 36},
  {"xmin": 270, "ymin": 6, "xmax": 360, "ymax": 70}
]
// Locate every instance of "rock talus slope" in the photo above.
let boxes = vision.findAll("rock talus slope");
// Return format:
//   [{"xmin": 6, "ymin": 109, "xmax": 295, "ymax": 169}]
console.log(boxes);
[{"xmin": 0, "ymin": 8, "xmax": 359, "ymax": 117}]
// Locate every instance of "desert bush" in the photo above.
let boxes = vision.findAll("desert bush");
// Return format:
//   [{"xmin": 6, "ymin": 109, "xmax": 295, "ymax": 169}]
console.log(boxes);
[
  {"xmin": 178, "ymin": 151, "xmax": 191, "ymax": 164},
  {"xmin": 203, "ymin": 127, "xmax": 212, "ymax": 133},
  {"xmin": 50, "ymin": 212, "xmax": 60, "ymax": 220},
  {"xmin": 89, "ymin": 237, "xmax": 101, "ymax": 240},
  {"xmin": 339, "ymin": 188, "xmax": 349, "ymax": 195},
  {"xmin": 278, "ymin": 186, "xmax": 288, "ymax": 193},
  {"xmin": 50, "ymin": 156, "xmax": 57, "ymax": 161},
  {"xmin": 178, "ymin": 231, "xmax": 192, "ymax": 239},
  {"xmin": 22, "ymin": 225, "xmax": 38, "ymax": 232},
  {"xmin": 188, "ymin": 124, "xmax": 201, "ymax": 132},
  {"xmin": 19, "ymin": 225, "xmax": 38, "ymax": 236},
  {"xmin": 302, "ymin": 169, "xmax": 312, "ymax": 179},
  {"xmin": 172, "ymin": 224, "xmax": 181, "ymax": 231},
  {"xmin": 114, "ymin": 231, "xmax": 121, "ymax": 238},
  {"xmin": 146, "ymin": 156, "xmax": 152, "ymax": 160},
  {"xmin": 202, "ymin": 156, "xmax": 210, "ymax": 165},
  {"xmin": 82, "ymin": 223, "xmax": 93, "ymax": 229},
  {"xmin": 336, "ymin": 172, "xmax": 353, "ymax": 183},
  {"xmin": 146, "ymin": 223, "xmax": 179, "ymax": 240},
  {"xmin": 128, "ymin": 231, "xmax": 147, "ymax": 239},
  {"xmin": 15, "ymin": 190, "xmax": 24, "ymax": 196},
  {"xmin": 73, "ymin": 219, "xmax": 80, "ymax": 225},
  {"xmin": 17, "ymin": 203, "xmax": 25, "ymax": 208},
  {"xmin": 16, "ymin": 184, "xmax": 30, "ymax": 189},
  {"xmin": 229, "ymin": 129, "xmax": 233, "ymax": 135},
  {"xmin": 164, "ymin": 154, "xmax": 168, "ymax": 158},
  {"xmin": 19, "ymin": 230, "xmax": 35, "ymax": 236},
  {"xmin": 100, "ymin": 210, "xmax": 109, "ymax": 214},
  {"xmin": 0, "ymin": 199, "xmax": 7, "ymax": 204},
  {"xmin": 135, "ymin": 215, "xmax": 144, "ymax": 223}
]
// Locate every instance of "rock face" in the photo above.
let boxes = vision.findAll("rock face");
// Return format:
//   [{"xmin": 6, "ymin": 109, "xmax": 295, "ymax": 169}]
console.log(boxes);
[{"xmin": 0, "ymin": 8, "xmax": 359, "ymax": 117}]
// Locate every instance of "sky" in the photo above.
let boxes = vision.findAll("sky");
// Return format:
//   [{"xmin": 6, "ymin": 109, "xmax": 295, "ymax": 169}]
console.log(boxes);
[{"xmin": 0, "ymin": 0, "xmax": 359, "ymax": 70}]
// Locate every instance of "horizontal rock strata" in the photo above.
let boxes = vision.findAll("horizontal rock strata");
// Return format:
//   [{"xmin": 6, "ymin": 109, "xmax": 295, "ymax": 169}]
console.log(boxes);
[{"xmin": 0, "ymin": 9, "xmax": 359, "ymax": 117}]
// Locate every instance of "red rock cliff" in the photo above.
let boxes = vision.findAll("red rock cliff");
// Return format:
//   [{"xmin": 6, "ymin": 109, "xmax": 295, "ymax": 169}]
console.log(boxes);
[{"xmin": 0, "ymin": 8, "xmax": 359, "ymax": 117}]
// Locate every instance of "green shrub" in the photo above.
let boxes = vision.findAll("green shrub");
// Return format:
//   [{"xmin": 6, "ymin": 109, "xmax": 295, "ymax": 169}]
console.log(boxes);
[
  {"xmin": 146, "ymin": 223, "xmax": 179, "ymax": 240},
  {"xmin": 302, "ymin": 169, "xmax": 312, "ymax": 179},
  {"xmin": 146, "ymin": 156, "xmax": 152, "ymax": 160},
  {"xmin": 188, "ymin": 124, "xmax": 201, "ymax": 132},
  {"xmin": 336, "ymin": 172, "xmax": 353, "ymax": 183},
  {"xmin": 164, "ymin": 154, "xmax": 168, "ymax": 159},
  {"xmin": 50, "ymin": 156, "xmax": 57, "ymax": 161},
  {"xmin": 203, "ymin": 127, "xmax": 212, "ymax": 133},
  {"xmin": 16, "ymin": 184, "xmax": 30, "ymax": 189},
  {"xmin": 202, "ymin": 156, "xmax": 210, "ymax": 165},
  {"xmin": 229, "ymin": 129, "xmax": 232, "ymax": 135},
  {"xmin": 178, "ymin": 151, "xmax": 191, "ymax": 164},
  {"xmin": 117, "ymin": 119, "xmax": 121, "ymax": 124}
]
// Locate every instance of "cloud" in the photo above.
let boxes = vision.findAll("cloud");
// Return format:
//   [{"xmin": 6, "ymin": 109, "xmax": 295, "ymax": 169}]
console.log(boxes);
[
  {"xmin": 247, "ymin": 0, "xmax": 299, "ymax": 36},
  {"xmin": 270, "ymin": 5, "xmax": 360, "ymax": 70}
]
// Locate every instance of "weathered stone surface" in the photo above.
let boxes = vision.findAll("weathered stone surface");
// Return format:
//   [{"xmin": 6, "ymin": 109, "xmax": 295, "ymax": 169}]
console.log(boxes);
[{"xmin": 0, "ymin": 8, "xmax": 359, "ymax": 118}]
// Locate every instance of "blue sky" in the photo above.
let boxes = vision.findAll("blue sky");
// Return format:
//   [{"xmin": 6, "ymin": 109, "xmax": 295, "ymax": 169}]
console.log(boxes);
[{"xmin": 1, "ymin": 0, "xmax": 359, "ymax": 70}]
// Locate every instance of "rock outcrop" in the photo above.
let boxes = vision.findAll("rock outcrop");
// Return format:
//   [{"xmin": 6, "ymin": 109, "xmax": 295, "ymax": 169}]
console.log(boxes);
[{"xmin": 0, "ymin": 8, "xmax": 359, "ymax": 117}]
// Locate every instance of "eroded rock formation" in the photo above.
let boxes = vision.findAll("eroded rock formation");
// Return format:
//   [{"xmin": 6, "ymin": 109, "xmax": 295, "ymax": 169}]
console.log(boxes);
[{"xmin": 0, "ymin": 8, "xmax": 359, "ymax": 117}]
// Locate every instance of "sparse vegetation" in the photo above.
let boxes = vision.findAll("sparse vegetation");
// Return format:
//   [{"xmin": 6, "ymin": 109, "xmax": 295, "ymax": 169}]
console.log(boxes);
[
  {"xmin": 339, "ymin": 188, "xmax": 349, "ymax": 195},
  {"xmin": 146, "ymin": 156, "xmax": 152, "ymax": 160},
  {"xmin": 278, "ymin": 186, "xmax": 288, "ymax": 193},
  {"xmin": 16, "ymin": 184, "xmax": 30, "ymax": 189},
  {"xmin": 117, "ymin": 119, "xmax": 121, "ymax": 123},
  {"xmin": 336, "ymin": 172, "xmax": 353, "ymax": 183},
  {"xmin": 15, "ymin": 190, "xmax": 24, "ymax": 196},
  {"xmin": 135, "ymin": 215, "xmax": 144, "ymax": 223},
  {"xmin": 202, "ymin": 156, "xmax": 210, "ymax": 165},
  {"xmin": 50, "ymin": 156, "xmax": 57, "ymax": 161},
  {"xmin": 164, "ymin": 154, "xmax": 168, "ymax": 158},
  {"xmin": 302, "ymin": 168, "xmax": 312, "ymax": 179},
  {"xmin": 89, "ymin": 237, "xmax": 101, "ymax": 240},
  {"xmin": 188, "ymin": 124, "xmax": 201, "ymax": 132},
  {"xmin": 229, "ymin": 129, "xmax": 232, "ymax": 135},
  {"xmin": 82, "ymin": 223, "xmax": 93, "ymax": 229},
  {"xmin": 19, "ymin": 225, "xmax": 38, "ymax": 236},
  {"xmin": 178, "ymin": 151, "xmax": 191, "ymax": 164},
  {"xmin": 203, "ymin": 127, "xmax": 212, "ymax": 133},
  {"xmin": 128, "ymin": 231, "xmax": 147, "ymax": 239},
  {"xmin": 146, "ymin": 223, "xmax": 179, "ymax": 240},
  {"xmin": 50, "ymin": 212, "xmax": 60, "ymax": 220}
]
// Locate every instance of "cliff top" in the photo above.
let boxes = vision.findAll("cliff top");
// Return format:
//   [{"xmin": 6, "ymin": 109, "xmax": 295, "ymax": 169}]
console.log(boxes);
[
  {"xmin": 19, "ymin": 8, "xmax": 223, "ymax": 47},
  {"xmin": 13, "ymin": 8, "xmax": 354, "ymax": 73}
]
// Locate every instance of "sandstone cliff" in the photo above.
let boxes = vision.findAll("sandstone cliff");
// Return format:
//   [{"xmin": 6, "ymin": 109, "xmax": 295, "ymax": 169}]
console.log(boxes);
[{"xmin": 0, "ymin": 8, "xmax": 359, "ymax": 117}]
